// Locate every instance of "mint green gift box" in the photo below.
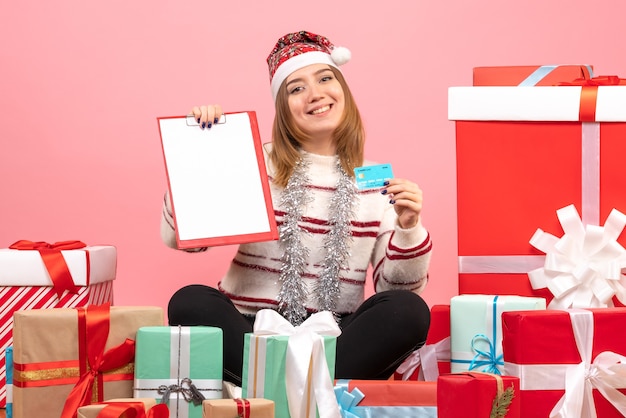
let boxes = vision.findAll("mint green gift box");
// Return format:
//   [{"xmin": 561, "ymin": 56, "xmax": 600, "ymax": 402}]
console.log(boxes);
[
  {"xmin": 242, "ymin": 333, "xmax": 337, "ymax": 418},
  {"xmin": 450, "ymin": 294, "xmax": 546, "ymax": 375},
  {"xmin": 133, "ymin": 326, "xmax": 223, "ymax": 418}
]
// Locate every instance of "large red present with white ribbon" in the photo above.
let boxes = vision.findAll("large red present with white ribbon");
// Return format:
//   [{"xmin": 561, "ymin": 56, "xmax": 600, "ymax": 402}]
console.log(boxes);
[
  {"xmin": 449, "ymin": 74, "xmax": 626, "ymax": 302},
  {"xmin": 502, "ymin": 308, "xmax": 626, "ymax": 417},
  {"xmin": 0, "ymin": 240, "xmax": 116, "ymax": 407},
  {"xmin": 394, "ymin": 304, "xmax": 451, "ymax": 381}
]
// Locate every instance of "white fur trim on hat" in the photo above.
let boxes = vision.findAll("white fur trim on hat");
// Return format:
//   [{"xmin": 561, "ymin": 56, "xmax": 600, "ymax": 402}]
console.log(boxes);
[{"xmin": 270, "ymin": 49, "xmax": 351, "ymax": 100}]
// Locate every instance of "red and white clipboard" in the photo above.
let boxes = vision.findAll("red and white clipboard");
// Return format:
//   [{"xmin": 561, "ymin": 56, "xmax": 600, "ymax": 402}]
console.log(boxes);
[{"xmin": 158, "ymin": 111, "xmax": 278, "ymax": 248}]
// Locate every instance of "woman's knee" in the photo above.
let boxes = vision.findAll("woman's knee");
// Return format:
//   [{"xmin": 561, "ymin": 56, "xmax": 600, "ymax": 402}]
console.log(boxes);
[
  {"xmin": 168, "ymin": 284, "xmax": 223, "ymax": 325},
  {"xmin": 378, "ymin": 290, "xmax": 431, "ymax": 338}
]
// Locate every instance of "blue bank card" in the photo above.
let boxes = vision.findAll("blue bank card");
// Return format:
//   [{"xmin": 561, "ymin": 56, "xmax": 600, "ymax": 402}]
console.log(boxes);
[{"xmin": 354, "ymin": 163, "xmax": 394, "ymax": 190}]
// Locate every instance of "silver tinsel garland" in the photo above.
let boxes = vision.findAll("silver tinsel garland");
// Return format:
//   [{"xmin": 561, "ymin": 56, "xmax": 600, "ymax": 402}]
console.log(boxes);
[
  {"xmin": 313, "ymin": 160, "xmax": 356, "ymax": 317},
  {"xmin": 277, "ymin": 157, "xmax": 357, "ymax": 325},
  {"xmin": 277, "ymin": 158, "xmax": 312, "ymax": 325}
]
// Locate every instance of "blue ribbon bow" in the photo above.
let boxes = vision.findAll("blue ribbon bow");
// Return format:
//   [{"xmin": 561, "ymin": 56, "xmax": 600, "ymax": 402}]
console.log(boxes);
[
  {"xmin": 334, "ymin": 382, "xmax": 370, "ymax": 418},
  {"xmin": 468, "ymin": 333, "xmax": 504, "ymax": 374}
]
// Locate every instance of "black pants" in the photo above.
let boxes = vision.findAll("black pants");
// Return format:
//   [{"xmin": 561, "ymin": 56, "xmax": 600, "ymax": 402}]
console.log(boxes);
[{"xmin": 168, "ymin": 285, "xmax": 430, "ymax": 386}]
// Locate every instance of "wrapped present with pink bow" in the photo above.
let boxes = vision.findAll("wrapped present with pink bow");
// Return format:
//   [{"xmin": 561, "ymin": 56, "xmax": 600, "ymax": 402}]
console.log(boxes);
[
  {"xmin": 395, "ymin": 305, "xmax": 451, "ymax": 381},
  {"xmin": 242, "ymin": 309, "xmax": 340, "ymax": 418},
  {"xmin": 449, "ymin": 74, "xmax": 626, "ymax": 301},
  {"xmin": 502, "ymin": 307, "xmax": 626, "ymax": 417},
  {"xmin": 0, "ymin": 240, "xmax": 116, "ymax": 407}
]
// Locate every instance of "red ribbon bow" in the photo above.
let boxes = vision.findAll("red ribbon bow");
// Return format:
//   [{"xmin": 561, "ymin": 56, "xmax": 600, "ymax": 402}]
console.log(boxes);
[
  {"xmin": 60, "ymin": 303, "xmax": 136, "ymax": 418},
  {"xmin": 9, "ymin": 239, "xmax": 87, "ymax": 298},
  {"xmin": 96, "ymin": 402, "xmax": 169, "ymax": 418},
  {"xmin": 558, "ymin": 75, "xmax": 626, "ymax": 121},
  {"xmin": 235, "ymin": 398, "xmax": 252, "ymax": 418}
]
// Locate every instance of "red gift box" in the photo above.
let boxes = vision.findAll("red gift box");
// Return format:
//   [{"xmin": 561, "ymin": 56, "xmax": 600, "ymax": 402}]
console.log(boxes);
[
  {"xmin": 335, "ymin": 379, "xmax": 437, "ymax": 417},
  {"xmin": 449, "ymin": 77, "xmax": 626, "ymax": 304},
  {"xmin": 394, "ymin": 305, "xmax": 450, "ymax": 381},
  {"xmin": 437, "ymin": 372, "xmax": 520, "ymax": 418},
  {"xmin": 502, "ymin": 308, "xmax": 626, "ymax": 417},
  {"xmin": 0, "ymin": 241, "xmax": 116, "ymax": 407},
  {"xmin": 473, "ymin": 65, "xmax": 593, "ymax": 86}
]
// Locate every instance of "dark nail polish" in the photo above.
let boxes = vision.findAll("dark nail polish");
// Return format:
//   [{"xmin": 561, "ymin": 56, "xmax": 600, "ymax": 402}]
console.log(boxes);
[
  {"xmin": 196, "ymin": 118, "xmax": 200, "ymax": 124},
  {"xmin": 207, "ymin": 123, "xmax": 212, "ymax": 129},
  {"xmin": 384, "ymin": 181, "xmax": 390, "ymax": 186},
  {"xmin": 389, "ymin": 199, "xmax": 396, "ymax": 204},
  {"xmin": 381, "ymin": 190, "xmax": 387, "ymax": 195},
  {"xmin": 201, "ymin": 122, "xmax": 206, "ymax": 129},
  {"xmin": 214, "ymin": 118, "xmax": 219, "ymax": 124}
]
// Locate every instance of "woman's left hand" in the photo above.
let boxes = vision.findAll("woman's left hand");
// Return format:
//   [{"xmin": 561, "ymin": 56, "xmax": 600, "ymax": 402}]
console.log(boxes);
[{"xmin": 381, "ymin": 179, "xmax": 423, "ymax": 229}]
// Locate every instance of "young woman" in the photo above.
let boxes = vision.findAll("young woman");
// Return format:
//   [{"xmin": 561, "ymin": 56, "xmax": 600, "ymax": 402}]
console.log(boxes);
[{"xmin": 161, "ymin": 30, "xmax": 433, "ymax": 386}]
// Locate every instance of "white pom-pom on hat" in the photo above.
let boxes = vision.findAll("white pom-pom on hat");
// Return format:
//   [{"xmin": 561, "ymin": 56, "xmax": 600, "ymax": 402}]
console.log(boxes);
[{"xmin": 331, "ymin": 46, "xmax": 351, "ymax": 66}]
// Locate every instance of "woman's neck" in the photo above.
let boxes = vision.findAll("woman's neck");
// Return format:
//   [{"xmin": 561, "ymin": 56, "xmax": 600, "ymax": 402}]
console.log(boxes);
[{"xmin": 300, "ymin": 137, "xmax": 336, "ymax": 156}]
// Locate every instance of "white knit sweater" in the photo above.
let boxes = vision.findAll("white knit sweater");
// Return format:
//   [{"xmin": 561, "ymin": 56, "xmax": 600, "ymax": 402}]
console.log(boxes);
[{"xmin": 161, "ymin": 148, "xmax": 432, "ymax": 316}]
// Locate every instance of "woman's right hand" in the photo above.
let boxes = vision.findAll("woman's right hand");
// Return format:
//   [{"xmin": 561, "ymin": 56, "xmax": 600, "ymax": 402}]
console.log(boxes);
[{"xmin": 190, "ymin": 104, "xmax": 223, "ymax": 129}]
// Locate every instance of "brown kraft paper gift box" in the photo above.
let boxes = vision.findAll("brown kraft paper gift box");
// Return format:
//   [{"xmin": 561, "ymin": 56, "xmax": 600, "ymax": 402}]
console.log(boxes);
[
  {"xmin": 203, "ymin": 398, "xmax": 275, "ymax": 418},
  {"xmin": 11, "ymin": 304, "xmax": 164, "ymax": 418}
]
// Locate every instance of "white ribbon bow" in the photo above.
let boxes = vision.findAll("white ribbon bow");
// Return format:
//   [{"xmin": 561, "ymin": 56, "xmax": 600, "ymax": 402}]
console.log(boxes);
[
  {"xmin": 254, "ymin": 309, "xmax": 342, "ymax": 418},
  {"xmin": 550, "ymin": 309, "xmax": 626, "ymax": 418},
  {"xmin": 528, "ymin": 204, "xmax": 626, "ymax": 309},
  {"xmin": 396, "ymin": 337, "xmax": 451, "ymax": 381}
]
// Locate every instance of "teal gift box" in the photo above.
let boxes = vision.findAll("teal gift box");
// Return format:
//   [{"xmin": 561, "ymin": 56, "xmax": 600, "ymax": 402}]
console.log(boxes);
[
  {"xmin": 6, "ymin": 346, "xmax": 12, "ymax": 418},
  {"xmin": 242, "ymin": 309, "xmax": 340, "ymax": 418},
  {"xmin": 133, "ymin": 326, "xmax": 223, "ymax": 418},
  {"xmin": 450, "ymin": 294, "xmax": 546, "ymax": 374}
]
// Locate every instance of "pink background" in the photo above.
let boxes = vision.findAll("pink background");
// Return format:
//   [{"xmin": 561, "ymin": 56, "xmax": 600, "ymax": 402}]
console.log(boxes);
[{"xmin": 2, "ymin": 1, "xmax": 624, "ymax": 312}]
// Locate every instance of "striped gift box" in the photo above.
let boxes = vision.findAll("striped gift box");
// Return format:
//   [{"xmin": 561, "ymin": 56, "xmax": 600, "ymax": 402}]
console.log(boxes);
[{"xmin": 0, "ymin": 244, "xmax": 116, "ymax": 407}]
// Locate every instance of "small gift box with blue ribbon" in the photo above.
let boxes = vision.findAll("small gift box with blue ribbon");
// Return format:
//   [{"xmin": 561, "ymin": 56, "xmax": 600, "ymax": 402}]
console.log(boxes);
[
  {"xmin": 450, "ymin": 294, "xmax": 545, "ymax": 374},
  {"xmin": 133, "ymin": 325, "xmax": 223, "ymax": 418},
  {"xmin": 334, "ymin": 379, "xmax": 437, "ymax": 418}
]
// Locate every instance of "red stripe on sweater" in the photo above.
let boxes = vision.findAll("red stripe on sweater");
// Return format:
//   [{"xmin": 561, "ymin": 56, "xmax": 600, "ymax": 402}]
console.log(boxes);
[{"xmin": 387, "ymin": 232, "xmax": 431, "ymax": 254}]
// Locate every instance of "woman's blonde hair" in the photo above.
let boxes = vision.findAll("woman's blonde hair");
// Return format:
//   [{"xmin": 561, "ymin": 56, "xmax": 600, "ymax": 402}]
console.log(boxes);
[{"xmin": 269, "ymin": 67, "xmax": 365, "ymax": 188}]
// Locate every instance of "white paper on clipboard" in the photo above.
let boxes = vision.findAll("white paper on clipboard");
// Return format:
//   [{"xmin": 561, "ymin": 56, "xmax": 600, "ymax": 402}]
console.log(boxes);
[{"xmin": 158, "ymin": 111, "xmax": 278, "ymax": 248}]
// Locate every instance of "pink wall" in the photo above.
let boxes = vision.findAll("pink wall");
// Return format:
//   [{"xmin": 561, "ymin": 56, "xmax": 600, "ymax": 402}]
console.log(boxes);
[{"xmin": 2, "ymin": 0, "xmax": 625, "ymax": 312}]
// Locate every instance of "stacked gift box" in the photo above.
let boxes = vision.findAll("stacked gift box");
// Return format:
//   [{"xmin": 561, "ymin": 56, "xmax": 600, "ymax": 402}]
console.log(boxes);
[
  {"xmin": 0, "ymin": 240, "xmax": 116, "ymax": 409},
  {"xmin": 441, "ymin": 64, "xmax": 626, "ymax": 417}
]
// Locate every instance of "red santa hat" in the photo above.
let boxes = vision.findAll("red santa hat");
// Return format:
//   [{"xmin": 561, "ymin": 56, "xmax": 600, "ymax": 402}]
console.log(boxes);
[{"xmin": 266, "ymin": 30, "xmax": 351, "ymax": 101}]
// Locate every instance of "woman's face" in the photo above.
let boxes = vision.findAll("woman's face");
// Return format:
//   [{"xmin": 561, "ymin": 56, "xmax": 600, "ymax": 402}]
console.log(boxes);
[{"xmin": 284, "ymin": 63, "xmax": 345, "ymax": 141}]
